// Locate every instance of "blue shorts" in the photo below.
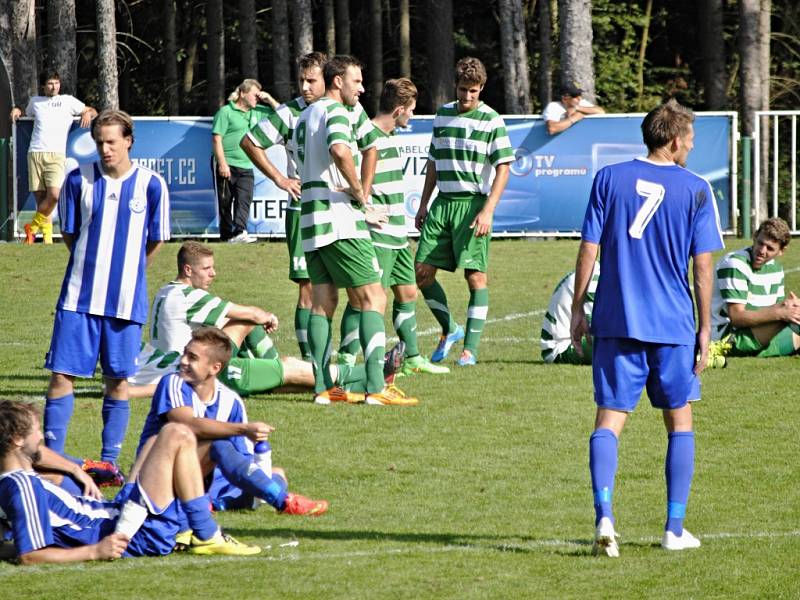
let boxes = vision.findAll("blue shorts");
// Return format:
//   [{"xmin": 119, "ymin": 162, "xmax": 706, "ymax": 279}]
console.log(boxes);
[
  {"xmin": 112, "ymin": 482, "xmax": 181, "ymax": 557},
  {"xmin": 592, "ymin": 337, "xmax": 699, "ymax": 411},
  {"xmin": 45, "ymin": 309, "xmax": 142, "ymax": 378}
]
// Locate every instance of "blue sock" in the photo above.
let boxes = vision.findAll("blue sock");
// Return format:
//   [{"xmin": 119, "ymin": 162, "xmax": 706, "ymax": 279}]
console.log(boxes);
[
  {"xmin": 665, "ymin": 431, "xmax": 695, "ymax": 536},
  {"xmin": 209, "ymin": 439, "xmax": 288, "ymax": 509},
  {"xmin": 181, "ymin": 495, "xmax": 218, "ymax": 541},
  {"xmin": 589, "ymin": 428, "xmax": 618, "ymax": 525},
  {"xmin": 44, "ymin": 394, "xmax": 75, "ymax": 453},
  {"xmin": 101, "ymin": 398, "xmax": 130, "ymax": 464}
]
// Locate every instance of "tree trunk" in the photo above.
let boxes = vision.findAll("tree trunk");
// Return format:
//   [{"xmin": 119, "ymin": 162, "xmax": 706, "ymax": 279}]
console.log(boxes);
[
  {"xmin": 206, "ymin": 0, "xmax": 224, "ymax": 114},
  {"xmin": 164, "ymin": 0, "xmax": 179, "ymax": 114},
  {"xmin": 535, "ymin": 0, "xmax": 554, "ymax": 110},
  {"xmin": 182, "ymin": 2, "xmax": 200, "ymax": 98},
  {"xmin": 96, "ymin": 0, "xmax": 119, "ymax": 110},
  {"xmin": 700, "ymin": 0, "xmax": 726, "ymax": 109},
  {"xmin": 426, "ymin": 0, "xmax": 454, "ymax": 110},
  {"xmin": 368, "ymin": 0, "xmax": 383, "ymax": 114},
  {"xmin": 758, "ymin": 0, "xmax": 771, "ymax": 222},
  {"xmin": 10, "ymin": 0, "xmax": 37, "ymax": 106},
  {"xmin": 399, "ymin": 0, "xmax": 410, "ymax": 77},
  {"xmin": 498, "ymin": 0, "xmax": 531, "ymax": 113},
  {"xmin": 47, "ymin": 0, "xmax": 77, "ymax": 94},
  {"xmin": 558, "ymin": 0, "xmax": 596, "ymax": 102},
  {"xmin": 0, "ymin": 1, "xmax": 13, "ymax": 100},
  {"xmin": 272, "ymin": 0, "xmax": 292, "ymax": 102},
  {"xmin": 739, "ymin": 0, "xmax": 761, "ymax": 231},
  {"xmin": 239, "ymin": 0, "xmax": 258, "ymax": 80},
  {"xmin": 292, "ymin": 0, "xmax": 313, "ymax": 59},
  {"xmin": 323, "ymin": 0, "xmax": 336, "ymax": 55},
  {"xmin": 336, "ymin": 0, "xmax": 351, "ymax": 55}
]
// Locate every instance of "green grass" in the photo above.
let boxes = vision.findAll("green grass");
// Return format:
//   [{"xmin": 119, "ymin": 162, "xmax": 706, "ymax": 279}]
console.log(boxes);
[{"xmin": 1, "ymin": 238, "xmax": 798, "ymax": 599}]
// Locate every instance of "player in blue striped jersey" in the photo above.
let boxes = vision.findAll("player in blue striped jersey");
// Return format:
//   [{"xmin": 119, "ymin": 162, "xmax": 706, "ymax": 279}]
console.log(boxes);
[
  {"xmin": 0, "ymin": 400, "xmax": 260, "ymax": 563},
  {"xmin": 571, "ymin": 99, "xmax": 724, "ymax": 556},
  {"xmin": 42, "ymin": 110, "xmax": 170, "ymax": 469}
]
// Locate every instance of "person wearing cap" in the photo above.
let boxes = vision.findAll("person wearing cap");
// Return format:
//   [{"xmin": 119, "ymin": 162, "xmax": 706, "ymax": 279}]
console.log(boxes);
[{"xmin": 543, "ymin": 85, "xmax": 604, "ymax": 135}]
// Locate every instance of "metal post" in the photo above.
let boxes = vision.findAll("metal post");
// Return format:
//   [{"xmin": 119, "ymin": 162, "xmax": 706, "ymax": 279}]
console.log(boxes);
[
  {"xmin": 742, "ymin": 136, "xmax": 752, "ymax": 240},
  {"xmin": 0, "ymin": 137, "xmax": 8, "ymax": 241}
]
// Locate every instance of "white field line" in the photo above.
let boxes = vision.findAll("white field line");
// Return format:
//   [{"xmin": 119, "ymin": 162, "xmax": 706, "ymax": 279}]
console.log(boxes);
[
  {"xmin": 5, "ymin": 529, "xmax": 799, "ymax": 575},
  {"xmin": 413, "ymin": 309, "xmax": 546, "ymax": 339}
]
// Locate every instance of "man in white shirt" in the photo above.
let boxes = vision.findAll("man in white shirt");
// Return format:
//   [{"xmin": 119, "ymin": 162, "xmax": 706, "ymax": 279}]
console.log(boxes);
[
  {"xmin": 542, "ymin": 85, "xmax": 604, "ymax": 135},
  {"xmin": 10, "ymin": 69, "xmax": 97, "ymax": 244}
]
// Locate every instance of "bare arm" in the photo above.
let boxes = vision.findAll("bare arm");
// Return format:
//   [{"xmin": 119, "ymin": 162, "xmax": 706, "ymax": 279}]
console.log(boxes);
[
  {"xmin": 360, "ymin": 147, "xmax": 378, "ymax": 200},
  {"xmin": 240, "ymin": 135, "xmax": 300, "ymax": 200},
  {"xmin": 471, "ymin": 163, "xmax": 510, "ymax": 237},
  {"xmin": 577, "ymin": 104, "xmax": 605, "ymax": 115},
  {"xmin": 10, "ymin": 107, "xmax": 22, "ymax": 122},
  {"xmin": 415, "ymin": 160, "xmax": 438, "ymax": 230},
  {"xmin": 146, "ymin": 241, "xmax": 164, "ymax": 267},
  {"xmin": 19, "ymin": 534, "xmax": 129, "ymax": 565},
  {"xmin": 693, "ymin": 252, "xmax": 714, "ymax": 375},
  {"xmin": 727, "ymin": 291, "xmax": 800, "ymax": 327},
  {"xmin": 225, "ymin": 302, "xmax": 279, "ymax": 332},
  {"xmin": 570, "ymin": 241, "xmax": 600, "ymax": 356},
  {"xmin": 546, "ymin": 113, "xmax": 584, "ymax": 135},
  {"xmin": 212, "ymin": 134, "xmax": 229, "ymax": 178},
  {"xmin": 78, "ymin": 106, "xmax": 98, "ymax": 128},
  {"xmin": 62, "ymin": 232, "xmax": 74, "ymax": 251},
  {"xmin": 330, "ymin": 143, "xmax": 365, "ymax": 205},
  {"xmin": 166, "ymin": 406, "xmax": 273, "ymax": 442},
  {"xmin": 35, "ymin": 447, "xmax": 103, "ymax": 500}
]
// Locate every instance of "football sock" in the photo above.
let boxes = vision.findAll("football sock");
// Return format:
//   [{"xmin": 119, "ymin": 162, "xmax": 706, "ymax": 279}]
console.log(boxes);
[
  {"xmin": 421, "ymin": 280, "xmax": 457, "ymax": 335},
  {"xmin": 294, "ymin": 306, "xmax": 312, "ymax": 359},
  {"xmin": 30, "ymin": 211, "xmax": 47, "ymax": 232},
  {"xmin": 181, "ymin": 495, "xmax": 219, "ymax": 541},
  {"xmin": 44, "ymin": 393, "xmax": 74, "ymax": 454},
  {"xmin": 101, "ymin": 397, "xmax": 130, "ymax": 464},
  {"xmin": 339, "ymin": 303, "xmax": 361, "ymax": 356},
  {"xmin": 756, "ymin": 325, "xmax": 797, "ymax": 357},
  {"xmin": 360, "ymin": 310, "xmax": 386, "ymax": 394},
  {"xmin": 464, "ymin": 288, "xmax": 489, "ymax": 356},
  {"xmin": 209, "ymin": 439, "xmax": 288, "ymax": 509},
  {"xmin": 41, "ymin": 221, "xmax": 54, "ymax": 244},
  {"xmin": 393, "ymin": 300, "xmax": 419, "ymax": 357},
  {"xmin": 589, "ymin": 428, "xmax": 618, "ymax": 525},
  {"xmin": 334, "ymin": 363, "xmax": 367, "ymax": 393},
  {"xmin": 665, "ymin": 431, "xmax": 695, "ymax": 536},
  {"xmin": 308, "ymin": 314, "xmax": 334, "ymax": 393},
  {"xmin": 243, "ymin": 326, "xmax": 279, "ymax": 360}
]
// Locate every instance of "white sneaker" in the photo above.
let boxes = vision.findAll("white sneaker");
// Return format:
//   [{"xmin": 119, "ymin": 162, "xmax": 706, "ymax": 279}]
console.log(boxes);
[
  {"xmin": 228, "ymin": 231, "xmax": 257, "ymax": 244},
  {"xmin": 661, "ymin": 529, "xmax": 701, "ymax": 550},
  {"xmin": 592, "ymin": 517, "xmax": 620, "ymax": 557}
]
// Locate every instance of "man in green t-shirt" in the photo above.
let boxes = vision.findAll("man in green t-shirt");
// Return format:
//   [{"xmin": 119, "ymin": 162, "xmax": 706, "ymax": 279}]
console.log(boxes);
[{"xmin": 211, "ymin": 79, "xmax": 270, "ymax": 243}]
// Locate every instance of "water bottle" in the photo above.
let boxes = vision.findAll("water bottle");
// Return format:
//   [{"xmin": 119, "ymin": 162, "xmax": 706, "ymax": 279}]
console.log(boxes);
[{"xmin": 253, "ymin": 440, "xmax": 272, "ymax": 474}]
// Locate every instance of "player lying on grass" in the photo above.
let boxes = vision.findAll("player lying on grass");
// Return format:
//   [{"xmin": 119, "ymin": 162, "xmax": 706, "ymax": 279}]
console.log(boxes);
[
  {"xmin": 128, "ymin": 241, "xmax": 404, "ymax": 404},
  {"xmin": 710, "ymin": 217, "xmax": 800, "ymax": 359},
  {"xmin": 136, "ymin": 326, "xmax": 328, "ymax": 522},
  {"xmin": 0, "ymin": 400, "xmax": 261, "ymax": 564}
]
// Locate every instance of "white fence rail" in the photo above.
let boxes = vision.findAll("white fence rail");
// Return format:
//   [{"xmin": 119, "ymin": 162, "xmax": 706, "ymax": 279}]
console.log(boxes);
[{"xmin": 753, "ymin": 110, "xmax": 800, "ymax": 234}]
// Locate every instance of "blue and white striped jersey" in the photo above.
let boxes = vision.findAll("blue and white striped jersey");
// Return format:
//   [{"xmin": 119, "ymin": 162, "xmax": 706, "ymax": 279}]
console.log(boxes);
[{"xmin": 57, "ymin": 162, "xmax": 171, "ymax": 324}]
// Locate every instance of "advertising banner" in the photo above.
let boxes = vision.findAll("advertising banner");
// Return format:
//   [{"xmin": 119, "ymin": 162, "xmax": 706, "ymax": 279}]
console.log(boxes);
[{"xmin": 13, "ymin": 113, "xmax": 733, "ymax": 237}]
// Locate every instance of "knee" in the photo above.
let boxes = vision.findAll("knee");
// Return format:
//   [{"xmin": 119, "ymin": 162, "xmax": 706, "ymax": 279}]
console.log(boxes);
[
  {"xmin": 415, "ymin": 264, "xmax": 434, "ymax": 289},
  {"xmin": 466, "ymin": 270, "xmax": 487, "ymax": 288},
  {"xmin": 160, "ymin": 422, "xmax": 196, "ymax": 447}
]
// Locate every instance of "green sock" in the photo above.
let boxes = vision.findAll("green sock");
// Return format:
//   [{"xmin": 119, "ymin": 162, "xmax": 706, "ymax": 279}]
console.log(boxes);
[
  {"xmin": 756, "ymin": 325, "xmax": 798, "ymax": 357},
  {"xmin": 295, "ymin": 306, "xmax": 312, "ymax": 359},
  {"xmin": 393, "ymin": 300, "xmax": 419, "ymax": 357},
  {"xmin": 359, "ymin": 310, "xmax": 386, "ymax": 394},
  {"xmin": 464, "ymin": 288, "xmax": 489, "ymax": 357},
  {"xmin": 421, "ymin": 280, "xmax": 456, "ymax": 335},
  {"xmin": 308, "ymin": 314, "xmax": 334, "ymax": 393},
  {"xmin": 335, "ymin": 363, "xmax": 367, "ymax": 393},
  {"xmin": 339, "ymin": 303, "xmax": 361, "ymax": 356},
  {"xmin": 243, "ymin": 326, "xmax": 279, "ymax": 359}
]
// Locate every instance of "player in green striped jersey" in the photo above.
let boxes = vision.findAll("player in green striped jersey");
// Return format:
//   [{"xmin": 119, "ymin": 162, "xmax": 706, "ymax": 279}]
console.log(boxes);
[
  {"xmin": 415, "ymin": 57, "xmax": 514, "ymax": 367},
  {"xmin": 710, "ymin": 217, "xmax": 800, "ymax": 357},
  {"xmin": 241, "ymin": 52, "xmax": 328, "ymax": 361},
  {"xmin": 541, "ymin": 263, "xmax": 600, "ymax": 365}
]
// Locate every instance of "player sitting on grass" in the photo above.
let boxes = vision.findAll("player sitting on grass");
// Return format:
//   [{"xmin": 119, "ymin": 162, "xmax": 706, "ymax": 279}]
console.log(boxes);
[
  {"xmin": 136, "ymin": 326, "xmax": 328, "ymax": 523},
  {"xmin": 710, "ymin": 217, "xmax": 800, "ymax": 359},
  {"xmin": 0, "ymin": 400, "xmax": 260, "ymax": 564},
  {"xmin": 128, "ymin": 241, "xmax": 404, "ymax": 403}
]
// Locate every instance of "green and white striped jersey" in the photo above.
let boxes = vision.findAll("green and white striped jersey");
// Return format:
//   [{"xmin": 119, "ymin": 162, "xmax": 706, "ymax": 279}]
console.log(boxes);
[
  {"xmin": 129, "ymin": 282, "xmax": 231, "ymax": 384},
  {"xmin": 428, "ymin": 101, "xmax": 514, "ymax": 198},
  {"xmin": 246, "ymin": 96, "xmax": 308, "ymax": 210},
  {"xmin": 711, "ymin": 247, "xmax": 785, "ymax": 338},
  {"xmin": 368, "ymin": 128, "xmax": 408, "ymax": 249},
  {"xmin": 540, "ymin": 263, "xmax": 600, "ymax": 363},
  {"xmin": 294, "ymin": 98, "xmax": 379, "ymax": 251}
]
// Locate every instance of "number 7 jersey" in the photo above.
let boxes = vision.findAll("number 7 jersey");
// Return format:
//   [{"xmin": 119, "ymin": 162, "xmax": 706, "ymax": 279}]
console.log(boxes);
[{"xmin": 581, "ymin": 157, "xmax": 724, "ymax": 345}]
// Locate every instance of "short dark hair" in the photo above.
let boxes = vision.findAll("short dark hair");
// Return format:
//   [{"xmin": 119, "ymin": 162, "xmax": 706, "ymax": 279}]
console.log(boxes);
[
  {"xmin": 177, "ymin": 241, "xmax": 214, "ymax": 275},
  {"xmin": 640, "ymin": 99, "xmax": 694, "ymax": 153},
  {"xmin": 379, "ymin": 78, "xmax": 418, "ymax": 113},
  {"xmin": 455, "ymin": 57, "xmax": 487, "ymax": 86},
  {"xmin": 39, "ymin": 69, "xmax": 60, "ymax": 87},
  {"xmin": 560, "ymin": 84, "xmax": 583, "ymax": 98},
  {"xmin": 0, "ymin": 401, "xmax": 38, "ymax": 460},
  {"xmin": 755, "ymin": 217, "xmax": 791, "ymax": 249},
  {"xmin": 323, "ymin": 55, "xmax": 364, "ymax": 89},
  {"xmin": 92, "ymin": 109, "xmax": 134, "ymax": 145},
  {"xmin": 191, "ymin": 327, "xmax": 233, "ymax": 368},
  {"xmin": 298, "ymin": 51, "xmax": 328, "ymax": 72}
]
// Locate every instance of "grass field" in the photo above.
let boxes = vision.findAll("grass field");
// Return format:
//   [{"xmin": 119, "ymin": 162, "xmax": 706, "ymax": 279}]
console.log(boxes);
[{"xmin": 0, "ymin": 238, "xmax": 798, "ymax": 599}]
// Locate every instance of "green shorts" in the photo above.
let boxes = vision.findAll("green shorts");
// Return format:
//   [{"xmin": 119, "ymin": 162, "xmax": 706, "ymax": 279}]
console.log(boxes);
[
  {"xmin": 551, "ymin": 339, "xmax": 593, "ymax": 365},
  {"xmin": 285, "ymin": 209, "xmax": 309, "ymax": 281},
  {"xmin": 374, "ymin": 245, "xmax": 415, "ymax": 288},
  {"xmin": 727, "ymin": 328, "xmax": 764, "ymax": 356},
  {"xmin": 415, "ymin": 194, "xmax": 490, "ymax": 272},
  {"xmin": 306, "ymin": 237, "xmax": 381, "ymax": 288},
  {"xmin": 219, "ymin": 356, "xmax": 285, "ymax": 396}
]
